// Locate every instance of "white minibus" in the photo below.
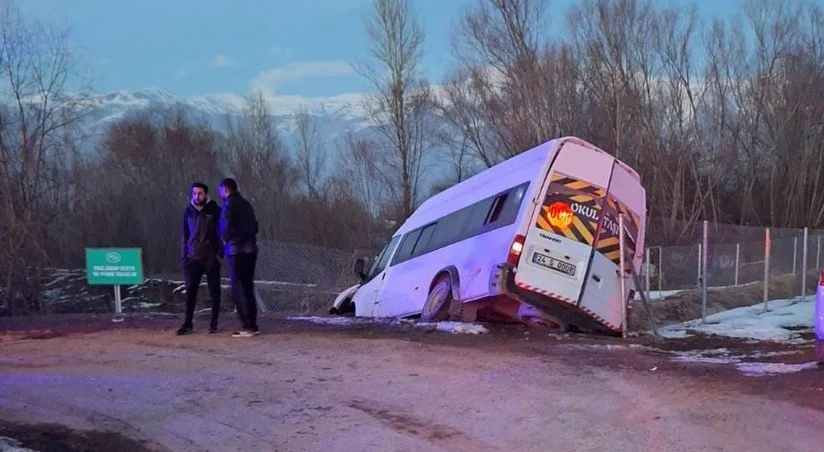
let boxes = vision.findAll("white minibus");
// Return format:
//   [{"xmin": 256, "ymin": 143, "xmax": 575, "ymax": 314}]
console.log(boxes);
[{"xmin": 330, "ymin": 136, "xmax": 646, "ymax": 335}]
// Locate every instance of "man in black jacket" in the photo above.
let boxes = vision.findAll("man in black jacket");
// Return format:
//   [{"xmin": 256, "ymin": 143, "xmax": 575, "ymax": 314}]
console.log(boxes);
[
  {"xmin": 218, "ymin": 177, "xmax": 261, "ymax": 337},
  {"xmin": 177, "ymin": 182, "xmax": 223, "ymax": 335}
]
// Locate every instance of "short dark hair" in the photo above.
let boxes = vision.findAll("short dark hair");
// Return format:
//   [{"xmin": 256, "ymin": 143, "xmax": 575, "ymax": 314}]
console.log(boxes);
[
  {"xmin": 219, "ymin": 178, "xmax": 238, "ymax": 193},
  {"xmin": 191, "ymin": 182, "xmax": 209, "ymax": 193}
]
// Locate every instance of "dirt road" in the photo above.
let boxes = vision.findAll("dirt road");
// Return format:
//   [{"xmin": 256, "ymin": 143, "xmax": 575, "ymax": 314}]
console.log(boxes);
[{"xmin": 1, "ymin": 314, "xmax": 824, "ymax": 451}]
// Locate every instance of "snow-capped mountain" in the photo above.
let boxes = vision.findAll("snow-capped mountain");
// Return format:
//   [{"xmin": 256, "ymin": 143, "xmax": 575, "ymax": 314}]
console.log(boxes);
[
  {"xmin": 75, "ymin": 87, "xmax": 378, "ymax": 153},
  {"xmin": 66, "ymin": 87, "xmax": 460, "ymax": 193}
]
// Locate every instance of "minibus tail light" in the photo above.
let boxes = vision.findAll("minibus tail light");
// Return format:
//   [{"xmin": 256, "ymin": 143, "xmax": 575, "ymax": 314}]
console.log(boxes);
[{"xmin": 507, "ymin": 234, "xmax": 526, "ymax": 266}]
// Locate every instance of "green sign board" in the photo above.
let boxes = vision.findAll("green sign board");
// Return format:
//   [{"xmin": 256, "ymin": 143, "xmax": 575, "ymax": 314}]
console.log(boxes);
[{"xmin": 85, "ymin": 248, "xmax": 144, "ymax": 286}]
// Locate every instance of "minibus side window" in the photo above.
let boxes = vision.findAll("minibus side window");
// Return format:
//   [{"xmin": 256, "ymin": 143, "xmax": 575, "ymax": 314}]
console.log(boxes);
[
  {"xmin": 393, "ymin": 229, "xmax": 422, "ymax": 264},
  {"xmin": 384, "ymin": 182, "xmax": 530, "ymax": 268},
  {"xmin": 366, "ymin": 235, "xmax": 401, "ymax": 281},
  {"xmin": 391, "ymin": 221, "xmax": 439, "ymax": 266},
  {"xmin": 413, "ymin": 222, "xmax": 438, "ymax": 257},
  {"xmin": 428, "ymin": 208, "xmax": 470, "ymax": 250},
  {"xmin": 496, "ymin": 183, "xmax": 528, "ymax": 224}
]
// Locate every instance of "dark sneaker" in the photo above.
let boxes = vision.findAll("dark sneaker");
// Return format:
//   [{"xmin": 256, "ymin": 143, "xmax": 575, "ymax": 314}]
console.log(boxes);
[
  {"xmin": 209, "ymin": 325, "xmax": 220, "ymax": 334},
  {"xmin": 176, "ymin": 325, "xmax": 193, "ymax": 336}
]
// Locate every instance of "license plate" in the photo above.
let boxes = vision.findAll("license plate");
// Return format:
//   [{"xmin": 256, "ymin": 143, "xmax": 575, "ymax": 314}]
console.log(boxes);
[{"xmin": 532, "ymin": 252, "xmax": 576, "ymax": 276}]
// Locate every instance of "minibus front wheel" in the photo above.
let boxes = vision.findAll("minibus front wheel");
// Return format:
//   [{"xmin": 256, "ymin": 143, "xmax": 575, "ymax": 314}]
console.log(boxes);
[{"xmin": 422, "ymin": 272, "xmax": 461, "ymax": 322}]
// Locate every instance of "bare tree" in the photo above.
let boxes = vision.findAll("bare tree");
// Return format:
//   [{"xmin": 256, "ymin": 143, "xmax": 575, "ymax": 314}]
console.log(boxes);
[
  {"xmin": 355, "ymin": 0, "xmax": 434, "ymax": 220},
  {"xmin": 222, "ymin": 92, "xmax": 296, "ymax": 239},
  {"xmin": 0, "ymin": 2, "xmax": 90, "ymax": 314},
  {"xmin": 294, "ymin": 106, "xmax": 327, "ymax": 198}
]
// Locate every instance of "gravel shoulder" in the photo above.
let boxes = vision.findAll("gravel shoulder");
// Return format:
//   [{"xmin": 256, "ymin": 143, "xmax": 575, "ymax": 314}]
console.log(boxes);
[{"xmin": 1, "ymin": 313, "xmax": 823, "ymax": 451}]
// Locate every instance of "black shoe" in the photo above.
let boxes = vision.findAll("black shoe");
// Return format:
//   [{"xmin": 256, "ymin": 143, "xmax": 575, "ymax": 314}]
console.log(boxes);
[
  {"xmin": 209, "ymin": 325, "xmax": 220, "ymax": 334},
  {"xmin": 176, "ymin": 325, "xmax": 193, "ymax": 336}
]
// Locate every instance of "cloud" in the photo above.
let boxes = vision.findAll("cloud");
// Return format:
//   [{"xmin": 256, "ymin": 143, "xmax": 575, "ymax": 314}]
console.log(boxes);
[
  {"xmin": 213, "ymin": 54, "xmax": 234, "ymax": 68},
  {"xmin": 270, "ymin": 46, "xmax": 292, "ymax": 57},
  {"xmin": 249, "ymin": 60, "xmax": 355, "ymax": 96}
]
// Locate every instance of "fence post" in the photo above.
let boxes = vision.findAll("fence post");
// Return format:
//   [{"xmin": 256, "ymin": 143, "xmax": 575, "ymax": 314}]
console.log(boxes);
[
  {"xmin": 764, "ymin": 228, "xmax": 771, "ymax": 311},
  {"xmin": 619, "ymin": 214, "xmax": 627, "ymax": 338},
  {"xmin": 645, "ymin": 247, "xmax": 651, "ymax": 301},
  {"xmin": 734, "ymin": 243, "xmax": 740, "ymax": 286},
  {"xmin": 793, "ymin": 236, "xmax": 798, "ymax": 275},
  {"xmin": 697, "ymin": 243, "xmax": 702, "ymax": 288},
  {"xmin": 701, "ymin": 220, "xmax": 708, "ymax": 324},
  {"xmin": 657, "ymin": 246, "xmax": 663, "ymax": 299},
  {"xmin": 802, "ymin": 227, "xmax": 809, "ymax": 302}
]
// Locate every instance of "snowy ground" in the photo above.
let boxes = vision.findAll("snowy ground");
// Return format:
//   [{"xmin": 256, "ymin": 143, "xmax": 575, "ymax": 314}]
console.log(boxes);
[
  {"xmin": 287, "ymin": 316, "xmax": 490, "ymax": 335},
  {"xmin": 658, "ymin": 296, "xmax": 814, "ymax": 343},
  {"xmin": 646, "ymin": 295, "xmax": 821, "ymax": 377},
  {"xmin": 0, "ymin": 436, "xmax": 36, "ymax": 452}
]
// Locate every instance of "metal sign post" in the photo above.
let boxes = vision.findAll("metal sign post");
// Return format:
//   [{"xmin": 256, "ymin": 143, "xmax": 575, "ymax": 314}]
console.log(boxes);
[{"xmin": 113, "ymin": 285, "xmax": 123, "ymax": 322}]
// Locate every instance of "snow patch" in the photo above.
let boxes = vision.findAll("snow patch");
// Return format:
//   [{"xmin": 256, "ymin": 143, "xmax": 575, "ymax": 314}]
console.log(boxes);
[
  {"xmin": 288, "ymin": 316, "xmax": 370, "ymax": 326},
  {"xmin": 668, "ymin": 346, "xmax": 816, "ymax": 376},
  {"xmin": 674, "ymin": 355, "xmax": 740, "ymax": 364},
  {"xmin": 735, "ymin": 361, "xmax": 820, "ymax": 377},
  {"xmin": 0, "ymin": 436, "xmax": 37, "ymax": 452},
  {"xmin": 287, "ymin": 316, "xmax": 489, "ymax": 335},
  {"xmin": 411, "ymin": 321, "xmax": 489, "ymax": 335},
  {"xmin": 658, "ymin": 297, "xmax": 814, "ymax": 343}
]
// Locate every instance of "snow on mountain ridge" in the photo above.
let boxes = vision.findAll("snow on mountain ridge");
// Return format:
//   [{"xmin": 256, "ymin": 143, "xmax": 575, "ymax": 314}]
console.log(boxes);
[{"xmin": 81, "ymin": 87, "xmax": 371, "ymax": 122}]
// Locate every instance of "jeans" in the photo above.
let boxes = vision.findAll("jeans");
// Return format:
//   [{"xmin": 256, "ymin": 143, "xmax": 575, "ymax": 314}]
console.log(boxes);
[
  {"xmin": 226, "ymin": 253, "xmax": 258, "ymax": 331},
  {"xmin": 182, "ymin": 259, "xmax": 222, "ymax": 327}
]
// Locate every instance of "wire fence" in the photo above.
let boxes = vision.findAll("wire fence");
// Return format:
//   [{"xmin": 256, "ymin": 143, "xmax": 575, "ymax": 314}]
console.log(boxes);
[
  {"xmin": 643, "ymin": 219, "xmax": 822, "ymax": 297},
  {"xmin": 634, "ymin": 219, "xmax": 822, "ymax": 331},
  {"xmin": 4, "ymin": 218, "xmax": 823, "ymax": 328}
]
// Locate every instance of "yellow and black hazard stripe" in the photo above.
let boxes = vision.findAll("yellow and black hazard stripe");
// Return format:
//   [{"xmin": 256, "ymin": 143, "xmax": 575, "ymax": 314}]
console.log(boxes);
[
  {"xmin": 596, "ymin": 196, "xmax": 640, "ymax": 267},
  {"xmin": 550, "ymin": 173, "xmax": 606, "ymax": 200},
  {"xmin": 536, "ymin": 173, "xmax": 605, "ymax": 247},
  {"xmin": 596, "ymin": 234, "xmax": 621, "ymax": 262}
]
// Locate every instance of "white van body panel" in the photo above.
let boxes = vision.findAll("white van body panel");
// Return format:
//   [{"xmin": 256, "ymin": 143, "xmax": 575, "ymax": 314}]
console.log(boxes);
[
  {"xmin": 331, "ymin": 284, "xmax": 360, "ymax": 311},
  {"xmin": 351, "ymin": 234, "xmax": 402, "ymax": 317}
]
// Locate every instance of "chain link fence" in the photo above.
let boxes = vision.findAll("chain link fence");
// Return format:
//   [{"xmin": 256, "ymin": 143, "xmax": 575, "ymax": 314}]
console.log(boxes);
[
  {"xmin": 635, "ymin": 219, "xmax": 823, "ymax": 329},
  {"xmin": 251, "ymin": 241, "xmax": 377, "ymax": 314}
]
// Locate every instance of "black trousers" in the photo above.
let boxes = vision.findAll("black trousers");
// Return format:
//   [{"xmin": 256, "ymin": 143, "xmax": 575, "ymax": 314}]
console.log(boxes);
[
  {"xmin": 226, "ymin": 253, "xmax": 258, "ymax": 331},
  {"xmin": 182, "ymin": 259, "xmax": 222, "ymax": 327}
]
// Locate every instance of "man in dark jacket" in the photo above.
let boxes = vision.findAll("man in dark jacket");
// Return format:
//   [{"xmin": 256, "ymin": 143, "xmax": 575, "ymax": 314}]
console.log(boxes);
[
  {"xmin": 218, "ymin": 177, "xmax": 261, "ymax": 337},
  {"xmin": 177, "ymin": 182, "xmax": 223, "ymax": 335}
]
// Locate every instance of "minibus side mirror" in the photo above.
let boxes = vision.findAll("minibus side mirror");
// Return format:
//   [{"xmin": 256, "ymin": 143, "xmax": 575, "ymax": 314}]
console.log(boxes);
[{"xmin": 353, "ymin": 258, "xmax": 366, "ymax": 281}]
